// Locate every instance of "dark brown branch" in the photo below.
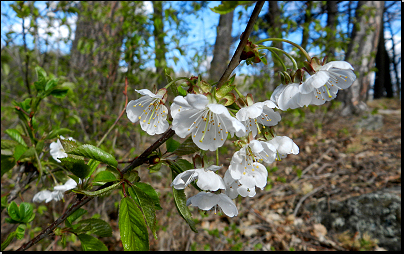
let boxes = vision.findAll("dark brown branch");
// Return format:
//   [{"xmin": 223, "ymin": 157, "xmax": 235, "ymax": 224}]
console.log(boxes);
[{"xmin": 215, "ymin": 1, "xmax": 265, "ymax": 89}]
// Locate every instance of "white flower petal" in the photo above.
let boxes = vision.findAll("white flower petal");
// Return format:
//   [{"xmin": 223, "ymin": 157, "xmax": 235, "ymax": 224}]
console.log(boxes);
[
  {"xmin": 50, "ymin": 139, "xmax": 68, "ymax": 163},
  {"xmin": 33, "ymin": 190, "xmax": 53, "ymax": 203},
  {"xmin": 135, "ymin": 89, "xmax": 162, "ymax": 98},
  {"xmin": 216, "ymin": 193, "xmax": 238, "ymax": 217},
  {"xmin": 322, "ymin": 61, "xmax": 354, "ymax": 71},
  {"xmin": 185, "ymin": 94, "xmax": 209, "ymax": 110},
  {"xmin": 327, "ymin": 68, "xmax": 356, "ymax": 89},
  {"xmin": 196, "ymin": 169, "xmax": 226, "ymax": 191},
  {"xmin": 171, "ymin": 169, "xmax": 198, "ymax": 189}
]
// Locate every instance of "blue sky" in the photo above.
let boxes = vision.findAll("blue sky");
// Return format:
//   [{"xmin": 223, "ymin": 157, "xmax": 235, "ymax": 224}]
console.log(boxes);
[{"xmin": 1, "ymin": 1, "xmax": 401, "ymax": 79}]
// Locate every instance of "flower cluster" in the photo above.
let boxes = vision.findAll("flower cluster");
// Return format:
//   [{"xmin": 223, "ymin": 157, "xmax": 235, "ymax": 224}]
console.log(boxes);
[
  {"xmin": 270, "ymin": 59, "xmax": 356, "ymax": 110},
  {"xmin": 125, "ymin": 56, "xmax": 355, "ymax": 217}
]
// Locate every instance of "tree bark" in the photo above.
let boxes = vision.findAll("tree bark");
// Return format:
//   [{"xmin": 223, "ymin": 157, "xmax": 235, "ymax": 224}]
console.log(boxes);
[
  {"xmin": 374, "ymin": 11, "xmax": 393, "ymax": 99},
  {"xmin": 153, "ymin": 1, "xmax": 167, "ymax": 89},
  {"xmin": 325, "ymin": 1, "xmax": 338, "ymax": 58},
  {"xmin": 300, "ymin": 1, "xmax": 313, "ymax": 62},
  {"xmin": 209, "ymin": 5, "xmax": 234, "ymax": 83},
  {"xmin": 70, "ymin": 1, "xmax": 123, "ymax": 93},
  {"xmin": 338, "ymin": 1, "xmax": 385, "ymax": 115},
  {"xmin": 69, "ymin": 1, "xmax": 124, "ymax": 137}
]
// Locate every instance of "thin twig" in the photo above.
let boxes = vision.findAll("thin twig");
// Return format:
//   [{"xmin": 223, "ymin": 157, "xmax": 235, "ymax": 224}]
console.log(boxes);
[
  {"xmin": 215, "ymin": 1, "xmax": 265, "ymax": 89},
  {"xmin": 293, "ymin": 185, "xmax": 325, "ymax": 217}
]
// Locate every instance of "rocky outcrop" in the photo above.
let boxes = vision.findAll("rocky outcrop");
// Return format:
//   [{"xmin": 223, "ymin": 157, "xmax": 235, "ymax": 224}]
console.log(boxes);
[{"xmin": 307, "ymin": 188, "xmax": 401, "ymax": 251}]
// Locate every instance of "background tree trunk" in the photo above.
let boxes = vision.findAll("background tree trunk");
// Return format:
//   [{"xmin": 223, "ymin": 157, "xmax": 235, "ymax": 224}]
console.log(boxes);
[
  {"xmin": 69, "ymin": 1, "xmax": 124, "ymax": 138},
  {"xmin": 325, "ymin": 1, "xmax": 338, "ymax": 58},
  {"xmin": 300, "ymin": 1, "xmax": 313, "ymax": 62},
  {"xmin": 374, "ymin": 11, "xmax": 393, "ymax": 99},
  {"xmin": 266, "ymin": 1, "xmax": 283, "ymax": 91},
  {"xmin": 209, "ymin": 5, "xmax": 234, "ymax": 83},
  {"xmin": 70, "ymin": 1, "xmax": 123, "ymax": 93},
  {"xmin": 338, "ymin": 1, "xmax": 385, "ymax": 116},
  {"xmin": 153, "ymin": 1, "xmax": 167, "ymax": 89}
]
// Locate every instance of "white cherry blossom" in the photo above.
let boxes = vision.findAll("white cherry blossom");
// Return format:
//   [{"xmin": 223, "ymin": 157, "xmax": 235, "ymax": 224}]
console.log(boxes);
[
  {"xmin": 224, "ymin": 170, "xmax": 256, "ymax": 199},
  {"xmin": 236, "ymin": 100, "xmax": 281, "ymax": 137},
  {"xmin": 300, "ymin": 61, "xmax": 356, "ymax": 104},
  {"xmin": 171, "ymin": 94, "xmax": 246, "ymax": 151},
  {"xmin": 186, "ymin": 192, "xmax": 238, "ymax": 217},
  {"xmin": 267, "ymin": 136, "xmax": 299, "ymax": 160},
  {"xmin": 33, "ymin": 178, "xmax": 80, "ymax": 203},
  {"xmin": 270, "ymin": 83, "xmax": 312, "ymax": 111},
  {"xmin": 126, "ymin": 88, "xmax": 169, "ymax": 135},
  {"xmin": 49, "ymin": 136, "xmax": 75, "ymax": 163},
  {"xmin": 171, "ymin": 165, "xmax": 225, "ymax": 191}
]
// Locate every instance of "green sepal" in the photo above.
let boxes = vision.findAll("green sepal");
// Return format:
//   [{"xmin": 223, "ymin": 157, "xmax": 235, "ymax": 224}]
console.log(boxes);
[
  {"xmin": 215, "ymin": 74, "xmax": 236, "ymax": 100},
  {"xmin": 218, "ymin": 93, "xmax": 236, "ymax": 106}
]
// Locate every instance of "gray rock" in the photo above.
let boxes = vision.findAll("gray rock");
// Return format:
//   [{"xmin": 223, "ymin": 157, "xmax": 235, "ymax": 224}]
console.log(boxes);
[
  {"xmin": 354, "ymin": 114, "xmax": 384, "ymax": 130},
  {"xmin": 306, "ymin": 188, "xmax": 401, "ymax": 251}
]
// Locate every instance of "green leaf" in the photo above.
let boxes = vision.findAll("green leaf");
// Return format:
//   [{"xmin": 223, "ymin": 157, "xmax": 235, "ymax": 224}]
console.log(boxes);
[
  {"xmin": 210, "ymin": 1, "xmax": 240, "ymax": 14},
  {"xmin": 86, "ymin": 159, "xmax": 100, "ymax": 178},
  {"xmin": 1, "ymin": 231, "xmax": 16, "ymax": 251},
  {"xmin": 5, "ymin": 129, "xmax": 27, "ymax": 147},
  {"xmin": 7, "ymin": 201, "xmax": 20, "ymax": 221},
  {"xmin": 129, "ymin": 185, "xmax": 157, "ymax": 239},
  {"xmin": 60, "ymin": 157, "xmax": 91, "ymax": 179},
  {"xmin": 49, "ymin": 88, "xmax": 69, "ymax": 98},
  {"xmin": 148, "ymin": 161, "xmax": 162, "ymax": 173},
  {"xmin": 168, "ymin": 158, "xmax": 194, "ymax": 175},
  {"xmin": 1, "ymin": 140, "xmax": 20, "ymax": 150},
  {"xmin": 133, "ymin": 182, "xmax": 162, "ymax": 210},
  {"xmin": 59, "ymin": 139, "xmax": 79, "ymax": 153},
  {"xmin": 19, "ymin": 202, "xmax": 34, "ymax": 223},
  {"xmin": 171, "ymin": 170, "xmax": 198, "ymax": 233},
  {"xmin": 173, "ymin": 136, "xmax": 200, "ymax": 156},
  {"xmin": 1, "ymin": 155, "xmax": 16, "ymax": 177},
  {"xmin": 73, "ymin": 181, "xmax": 121, "ymax": 197},
  {"xmin": 47, "ymin": 128, "xmax": 74, "ymax": 140},
  {"xmin": 14, "ymin": 144, "xmax": 28, "ymax": 161},
  {"xmin": 68, "ymin": 144, "xmax": 118, "ymax": 168},
  {"xmin": 166, "ymin": 137, "xmax": 180, "ymax": 153},
  {"xmin": 67, "ymin": 208, "xmax": 88, "ymax": 225},
  {"xmin": 119, "ymin": 197, "xmax": 149, "ymax": 251},
  {"xmin": 19, "ymin": 147, "xmax": 36, "ymax": 160},
  {"xmin": 77, "ymin": 233, "xmax": 108, "ymax": 251},
  {"xmin": 74, "ymin": 218, "xmax": 112, "ymax": 237},
  {"xmin": 93, "ymin": 171, "xmax": 118, "ymax": 183},
  {"xmin": 15, "ymin": 224, "xmax": 26, "ymax": 240},
  {"xmin": 45, "ymin": 78, "xmax": 59, "ymax": 92}
]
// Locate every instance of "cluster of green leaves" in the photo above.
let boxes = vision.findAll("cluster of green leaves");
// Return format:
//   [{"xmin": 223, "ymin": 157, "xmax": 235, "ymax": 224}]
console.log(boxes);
[
  {"xmin": 1, "ymin": 201, "xmax": 35, "ymax": 251},
  {"xmin": 2, "ymin": 66, "xmax": 73, "ymax": 180}
]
